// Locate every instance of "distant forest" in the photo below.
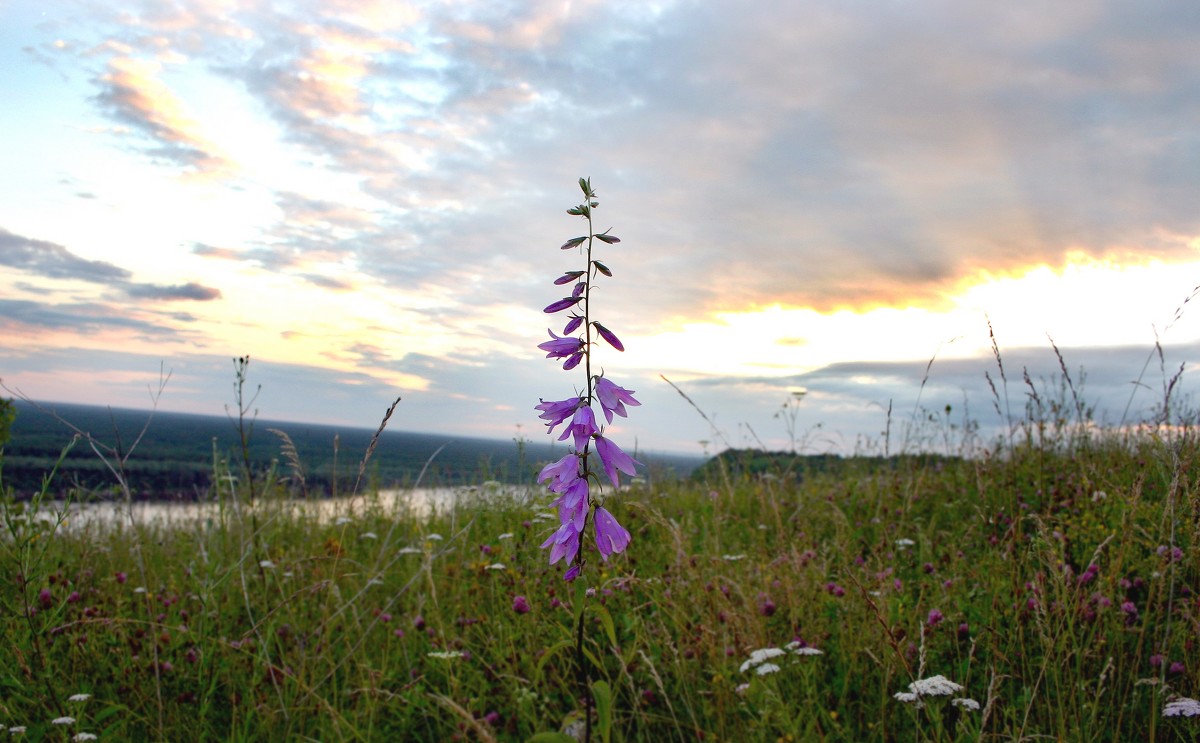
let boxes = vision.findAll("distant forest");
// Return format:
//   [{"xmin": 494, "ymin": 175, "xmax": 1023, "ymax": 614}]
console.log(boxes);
[{"xmin": 0, "ymin": 400, "xmax": 701, "ymax": 500}]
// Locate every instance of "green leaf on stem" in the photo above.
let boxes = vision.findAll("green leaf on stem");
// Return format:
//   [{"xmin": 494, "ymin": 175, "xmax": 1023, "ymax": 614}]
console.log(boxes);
[
  {"xmin": 560, "ymin": 236, "xmax": 587, "ymax": 250},
  {"xmin": 593, "ymin": 680, "xmax": 613, "ymax": 743},
  {"xmin": 595, "ymin": 233, "xmax": 620, "ymax": 244}
]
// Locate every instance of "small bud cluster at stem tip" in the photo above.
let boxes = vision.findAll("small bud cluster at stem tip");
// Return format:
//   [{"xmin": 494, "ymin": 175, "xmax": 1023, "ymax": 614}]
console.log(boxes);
[{"xmin": 535, "ymin": 178, "xmax": 642, "ymax": 580}]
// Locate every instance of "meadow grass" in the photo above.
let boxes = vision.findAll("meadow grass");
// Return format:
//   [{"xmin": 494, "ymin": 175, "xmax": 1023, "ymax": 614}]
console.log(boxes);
[{"xmin": 2, "ymin": 388, "xmax": 1199, "ymax": 742}]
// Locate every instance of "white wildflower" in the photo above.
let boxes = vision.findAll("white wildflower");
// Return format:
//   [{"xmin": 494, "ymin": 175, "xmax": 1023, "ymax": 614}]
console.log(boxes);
[
  {"xmin": 497, "ymin": 533, "xmax": 515, "ymax": 540},
  {"xmin": 1164, "ymin": 697, "xmax": 1200, "ymax": 717},
  {"xmin": 786, "ymin": 644, "xmax": 824, "ymax": 656},
  {"xmin": 722, "ymin": 554, "xmax": 747, "ymax": 561},
  {"xmin": 485, "ymin": 563, "xmax": 506, "ymax": 570},
  {"xmin": 896, "ymin": 538, "xmax": 916, "ymax": 548},
  {"xmin": 754, "ymin": 663, "xmax": 782, "ymax": 676},
  {"xmin": 908, "ymin": 675, "xmax": 963, "ymax": 697},
  {"xmin": 398, "ymin": 547, "xmax": 423, "ymax": 555},
  {"xmin": 426, "ymin": 650, "xmax": 465, "ymax": 660},
  {"xmin": 426, "ymin": 533, "xmax": 443, "ymax": 541},
  {"xmin": 367, "ymin": 578, "xmax": 384, "ymax": 586},
  {"xmin": 67, "ymin": 693, "xmax": 91, "ymax": 702},
  {"xmin": 335, "ymin": 517, "xmax": 353, "ymax": 526},
  {"xmin": 52, "ymin": 717, "xmax": 76, "ymax": 725},
  {"xmin": 259, "ymin": 560, "xmax": 275, "ymax": 569},
  {"xmin": 735, "ymin": 683, "xmax": 750, "ymax": 695},
  {"xmin": 952, "ymin": 697, "xmax": 980, "ymax": 711},
  {"xmin": 739, "ymin": 647, "xmax": 787, "ymax": 673},
  {"xmin": 359, "ymin": 532, "xmax": 378, "ymax": 540},
  {"xmin": 9, "ymin": 726, "xmax": 27, "ymax": 734},
  {"xmin": 894, "ymin": 692, "xmax": 921, "ymax": 704},
  {"xmin": 133, "ymin": 587, "xmax": 147, "ymax": 594},
  {"xmin": 73, "ymin": 734, "xmax": 98, "ymax": 742}
]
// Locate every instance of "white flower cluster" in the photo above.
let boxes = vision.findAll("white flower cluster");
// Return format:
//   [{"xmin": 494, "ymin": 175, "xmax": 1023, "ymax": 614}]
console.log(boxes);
[
  {"xmin": 739, "ymin": 642, "xmax": 824, "ymax": 675},
  {"xmin": 894, "ymin": 675, "xmax": 978, "ymax": 710},
  {"xmin": 1164, "ymin": 697, "xmax": 1200, "ymax": 717}
]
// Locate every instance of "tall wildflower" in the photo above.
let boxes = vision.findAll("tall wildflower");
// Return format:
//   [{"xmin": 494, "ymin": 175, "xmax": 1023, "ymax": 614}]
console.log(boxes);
[{"xmin": 536, "ymin": 177, "xmax": 641, "ymax": 580}]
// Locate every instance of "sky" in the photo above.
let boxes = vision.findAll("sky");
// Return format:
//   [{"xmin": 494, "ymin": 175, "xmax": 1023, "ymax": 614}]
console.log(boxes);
[{"xmin": 2, "ymin": 0, "xmax": 1200, "ymax": 457}]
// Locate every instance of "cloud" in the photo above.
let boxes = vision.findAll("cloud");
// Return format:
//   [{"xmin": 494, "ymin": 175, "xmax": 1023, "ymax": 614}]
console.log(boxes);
[
  {"xmin": 2, "ymin": 227, "xmax": 220, "ymax": 302},
  {"xmin": 0, "ymin": 298, "xmax": 175, "ymax": 335},
  {"xmin": 0, "ymin": 228, "xmax": 130, "ymax": 283},
  {"xmin": 92, "ymin": 55, "xmax": 231, "ymax": 176},
  {"xmin": 126, "ymin": 282, "xmax": 222, "ymax": 301}
]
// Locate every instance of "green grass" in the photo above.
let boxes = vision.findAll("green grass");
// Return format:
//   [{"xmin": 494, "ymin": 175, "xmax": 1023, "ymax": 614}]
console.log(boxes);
[{"xmin": 2, "ymin": 413, "xmax": 1199, "ymax": 741}]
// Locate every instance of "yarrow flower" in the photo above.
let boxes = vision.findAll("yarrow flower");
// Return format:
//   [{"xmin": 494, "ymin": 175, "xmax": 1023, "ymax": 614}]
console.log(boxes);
[
  {"xmin": 894, "ymin": 674, "xmax": 977, "ymax": 711},
  {"xmin": 533, "ymin": 178, "xmax": 640, "ymax": 580},
  {"xmin": 740, "ymin": 643, "xmax": 824, "ymax": 674},
  {"xmin": 1164, "ymin": 697, "xmax": 1200, "ymax": 717}
]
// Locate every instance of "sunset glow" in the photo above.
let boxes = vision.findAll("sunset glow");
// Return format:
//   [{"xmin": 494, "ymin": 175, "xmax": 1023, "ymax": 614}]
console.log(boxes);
[{"xmin": 2, "ymin": 1, "xmax": 1199, "ymax": 453}]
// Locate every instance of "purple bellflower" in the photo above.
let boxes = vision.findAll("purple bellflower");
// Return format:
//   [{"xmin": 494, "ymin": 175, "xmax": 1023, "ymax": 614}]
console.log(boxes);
[
  {"xmin": 595, "ymin": 376, "xmax": 641, "ymax": 423},
  {"xmin": 535, "ymin": 396, "xmax": 582, "ymax": 434},
  {"xmin": 560, "ymin": 405, "xmax": 598, "ymax": 452},
  {"xmin": 594, "ymin": 507, "xmax": 632, "ymax": 560},
  {"xmin": 534, "ymin": 178, "xmax": 640, "ymax": 580},
  {"xmin": 595, "ymin": 435, "xmax": 642, "ymax": 488},
  {"xmin": 537, "ymin": 453, "xmax": 580, "ymax": 493}
]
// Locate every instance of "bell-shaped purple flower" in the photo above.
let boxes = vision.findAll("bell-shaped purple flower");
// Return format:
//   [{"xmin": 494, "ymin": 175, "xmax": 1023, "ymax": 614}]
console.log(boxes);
[
  {"xmin": 594, "ymin": 377, "xmax": 641, "ymax": 424},
  {"xmin": 537, "ymin": 453, "xmax": 580, "ymax": 493},
  {"xmin": 554, "ymin": 270, "xmax": 586, "ymax": 286},
  {"xmin": 595, "ymin": 435, "xmax": 642, "ymax": 488},
  {"xmin": 544, "ymin": 296, "xmax": 583, "ymax": 314},
  {"xmin": 540, "ymin": 521, "xmax": 581, "ymax": 565},
  {"xmin": 538, "ymin": 329, "xmax": 583, "ymax": 359},
  {"xmin": 593, "ymin": 322, "xmax": 624, "ymax": 352},
  {"xmin": 552, "ymin": 478, "xmax": 589, "ymax": 530},
  {"xmin": 535, "ymin": 396, "xmax": 582, "ymax": 434},
  {"xmin": 559, "ymin": 405, "xmax": 598, "ymax": 452},
  {"xmin": 563, "ymin": 314, "xmax": 584, "ymax": 335},
  {"xmin": 593, "ymin": 506, "xmax": 631, "ymax": 560}
]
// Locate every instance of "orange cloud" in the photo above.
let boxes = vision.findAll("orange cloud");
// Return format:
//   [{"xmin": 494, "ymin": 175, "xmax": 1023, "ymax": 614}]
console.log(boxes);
[{"xmin": 96, "ymin": 55, "xmax": 232, "ymax": 178}]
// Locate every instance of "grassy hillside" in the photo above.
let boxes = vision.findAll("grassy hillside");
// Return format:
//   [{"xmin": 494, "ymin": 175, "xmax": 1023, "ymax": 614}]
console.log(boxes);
[{"xmin": 1, "ymin": 396, "xmax": 1198, "ymax": 740}]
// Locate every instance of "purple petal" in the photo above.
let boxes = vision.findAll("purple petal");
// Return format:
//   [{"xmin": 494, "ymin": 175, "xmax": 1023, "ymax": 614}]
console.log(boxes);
[
  {"xmin": 554, "ymin": 270, "xmax": 586, "ymax": 285},
  {"xmin": 563, "ymin": 315, "xmax": 584, "ymax": 335},
  {"xmin": 594, "ymin": 506, "xmax": 631, "ymax": 560},
  {"xmin": 595, "ymin": 376, "xmax": 640, "ymax": 424},
  {"xmin": 594, "ymin": 435, "xmax": 642, "ymax": 488},
  {"xmin": 544, "ymin": 296, "xmax": 583, "ymax": 314},
  {"xmin": 593, "ymin": 322, "xmax": 624, "ymax": 352}
]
